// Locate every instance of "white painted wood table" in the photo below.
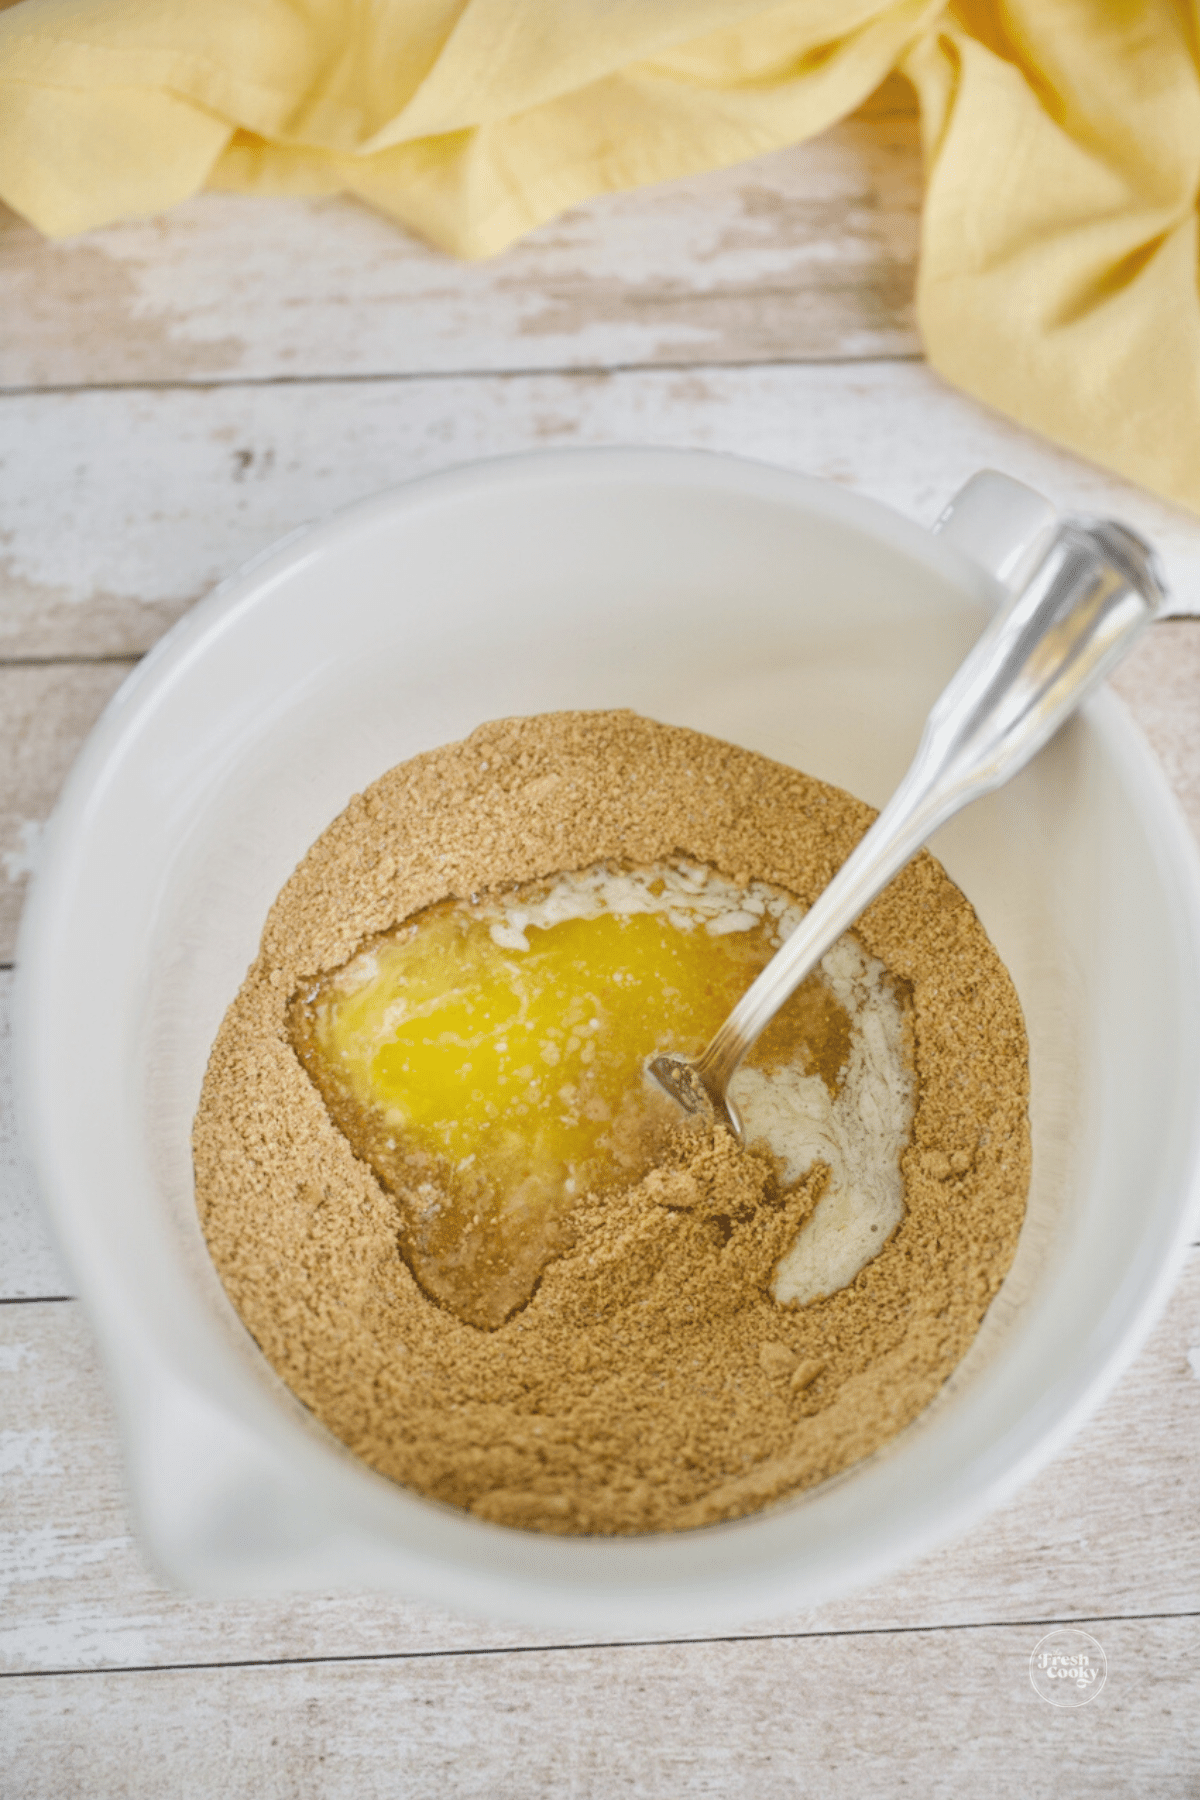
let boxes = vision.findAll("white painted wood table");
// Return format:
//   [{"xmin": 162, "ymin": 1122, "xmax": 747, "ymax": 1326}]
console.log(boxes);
[{"xmin": 3, "ymin": 85, "xmax": 1199, "ymax": 1797}]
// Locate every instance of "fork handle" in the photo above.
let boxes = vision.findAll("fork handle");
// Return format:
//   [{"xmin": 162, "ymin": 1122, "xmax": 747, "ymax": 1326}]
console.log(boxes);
[{"xmin": 694, "ymin": 517, "xmax": 1166, "ymax": 1104}]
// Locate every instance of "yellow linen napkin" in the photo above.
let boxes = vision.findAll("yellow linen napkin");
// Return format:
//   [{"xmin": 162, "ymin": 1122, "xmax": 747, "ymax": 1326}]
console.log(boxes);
[
  {"xmin": 912, "ymin": 3, "xmax": 1200, "ymax": 519},
  {"xmin": 1, "ymin": 0, "xmax": 1198, "ymax": 515}
]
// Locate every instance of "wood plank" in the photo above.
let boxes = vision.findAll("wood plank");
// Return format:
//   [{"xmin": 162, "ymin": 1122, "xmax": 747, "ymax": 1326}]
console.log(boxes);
[
  {"xmin": 0, "ymin": 971, "xmax": 70, "ymax": 1298},
  {"xmin": 3, "ymin": 1252, "xmax": 1198, "ymax": 1673},
  {"xmin": 4, "ymin": 363, "xmax": 1200, "ymax": 665},
  {"xmin": 2, "ymin": 1614, "xmax": 1195, "ymax": 1799},
  {"xmin": 1112, "ymin": 625, "xmax": 1200, "ymax": 848},
  {"xmin": 0, "ymin": 110, "xmax": 921, "ymax": 392},
  {"xmin": 0, "ymin": 662, "xmax": 134, "ymax": 963}
]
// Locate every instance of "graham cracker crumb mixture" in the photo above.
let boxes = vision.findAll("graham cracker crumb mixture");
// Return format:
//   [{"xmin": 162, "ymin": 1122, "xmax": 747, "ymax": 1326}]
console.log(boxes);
[{"xmin": 193, "ymin": 711, "xmax": 1031, "ymax": 1534}]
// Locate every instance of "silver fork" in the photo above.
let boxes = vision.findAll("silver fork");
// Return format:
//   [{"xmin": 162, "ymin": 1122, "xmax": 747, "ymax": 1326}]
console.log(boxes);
[{"xmin": 650, "ymin": 516, "xmax": 1167, "ymax": 1137}]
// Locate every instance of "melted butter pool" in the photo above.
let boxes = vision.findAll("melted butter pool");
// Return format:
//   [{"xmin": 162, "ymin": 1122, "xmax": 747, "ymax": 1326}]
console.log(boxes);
[{"xmin": 289, "ymin": 863, "xmax": 910, "ymax": 1330}]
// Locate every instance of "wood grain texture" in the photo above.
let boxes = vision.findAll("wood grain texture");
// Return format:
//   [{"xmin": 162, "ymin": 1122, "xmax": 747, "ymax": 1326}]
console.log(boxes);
[
  {"xmin": 1112, "ymin": 623, "xmax": 1200, "ymax": 846},
  {"xmin": 2, "ymin": 1615, "xmax": 1196, "ymax": 1799},
  {"xmin": 0, "ymin": 662, "xmax": 134, "ymax": 961},
  {"xmin": 0, "ymin": 112, "xmax": 920, "ymax": 393},
  {"xmin": 4, "ymin": 364, "xmax": 1200, "ymax": 663},
  {"xmin": 2, "ymin": 1254, "xmax": 1198, "ymax": 1675},
  {"xmin": 0, "ymin": 972, "xmax": 70, "ymax": 1298}
]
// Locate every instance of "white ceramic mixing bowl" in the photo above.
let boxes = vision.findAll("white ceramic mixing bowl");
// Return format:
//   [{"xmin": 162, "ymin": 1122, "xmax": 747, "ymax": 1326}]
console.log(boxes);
[{"xmin": 17, "ymin": 451, "xmax": 1200, "ymax": 1632}]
